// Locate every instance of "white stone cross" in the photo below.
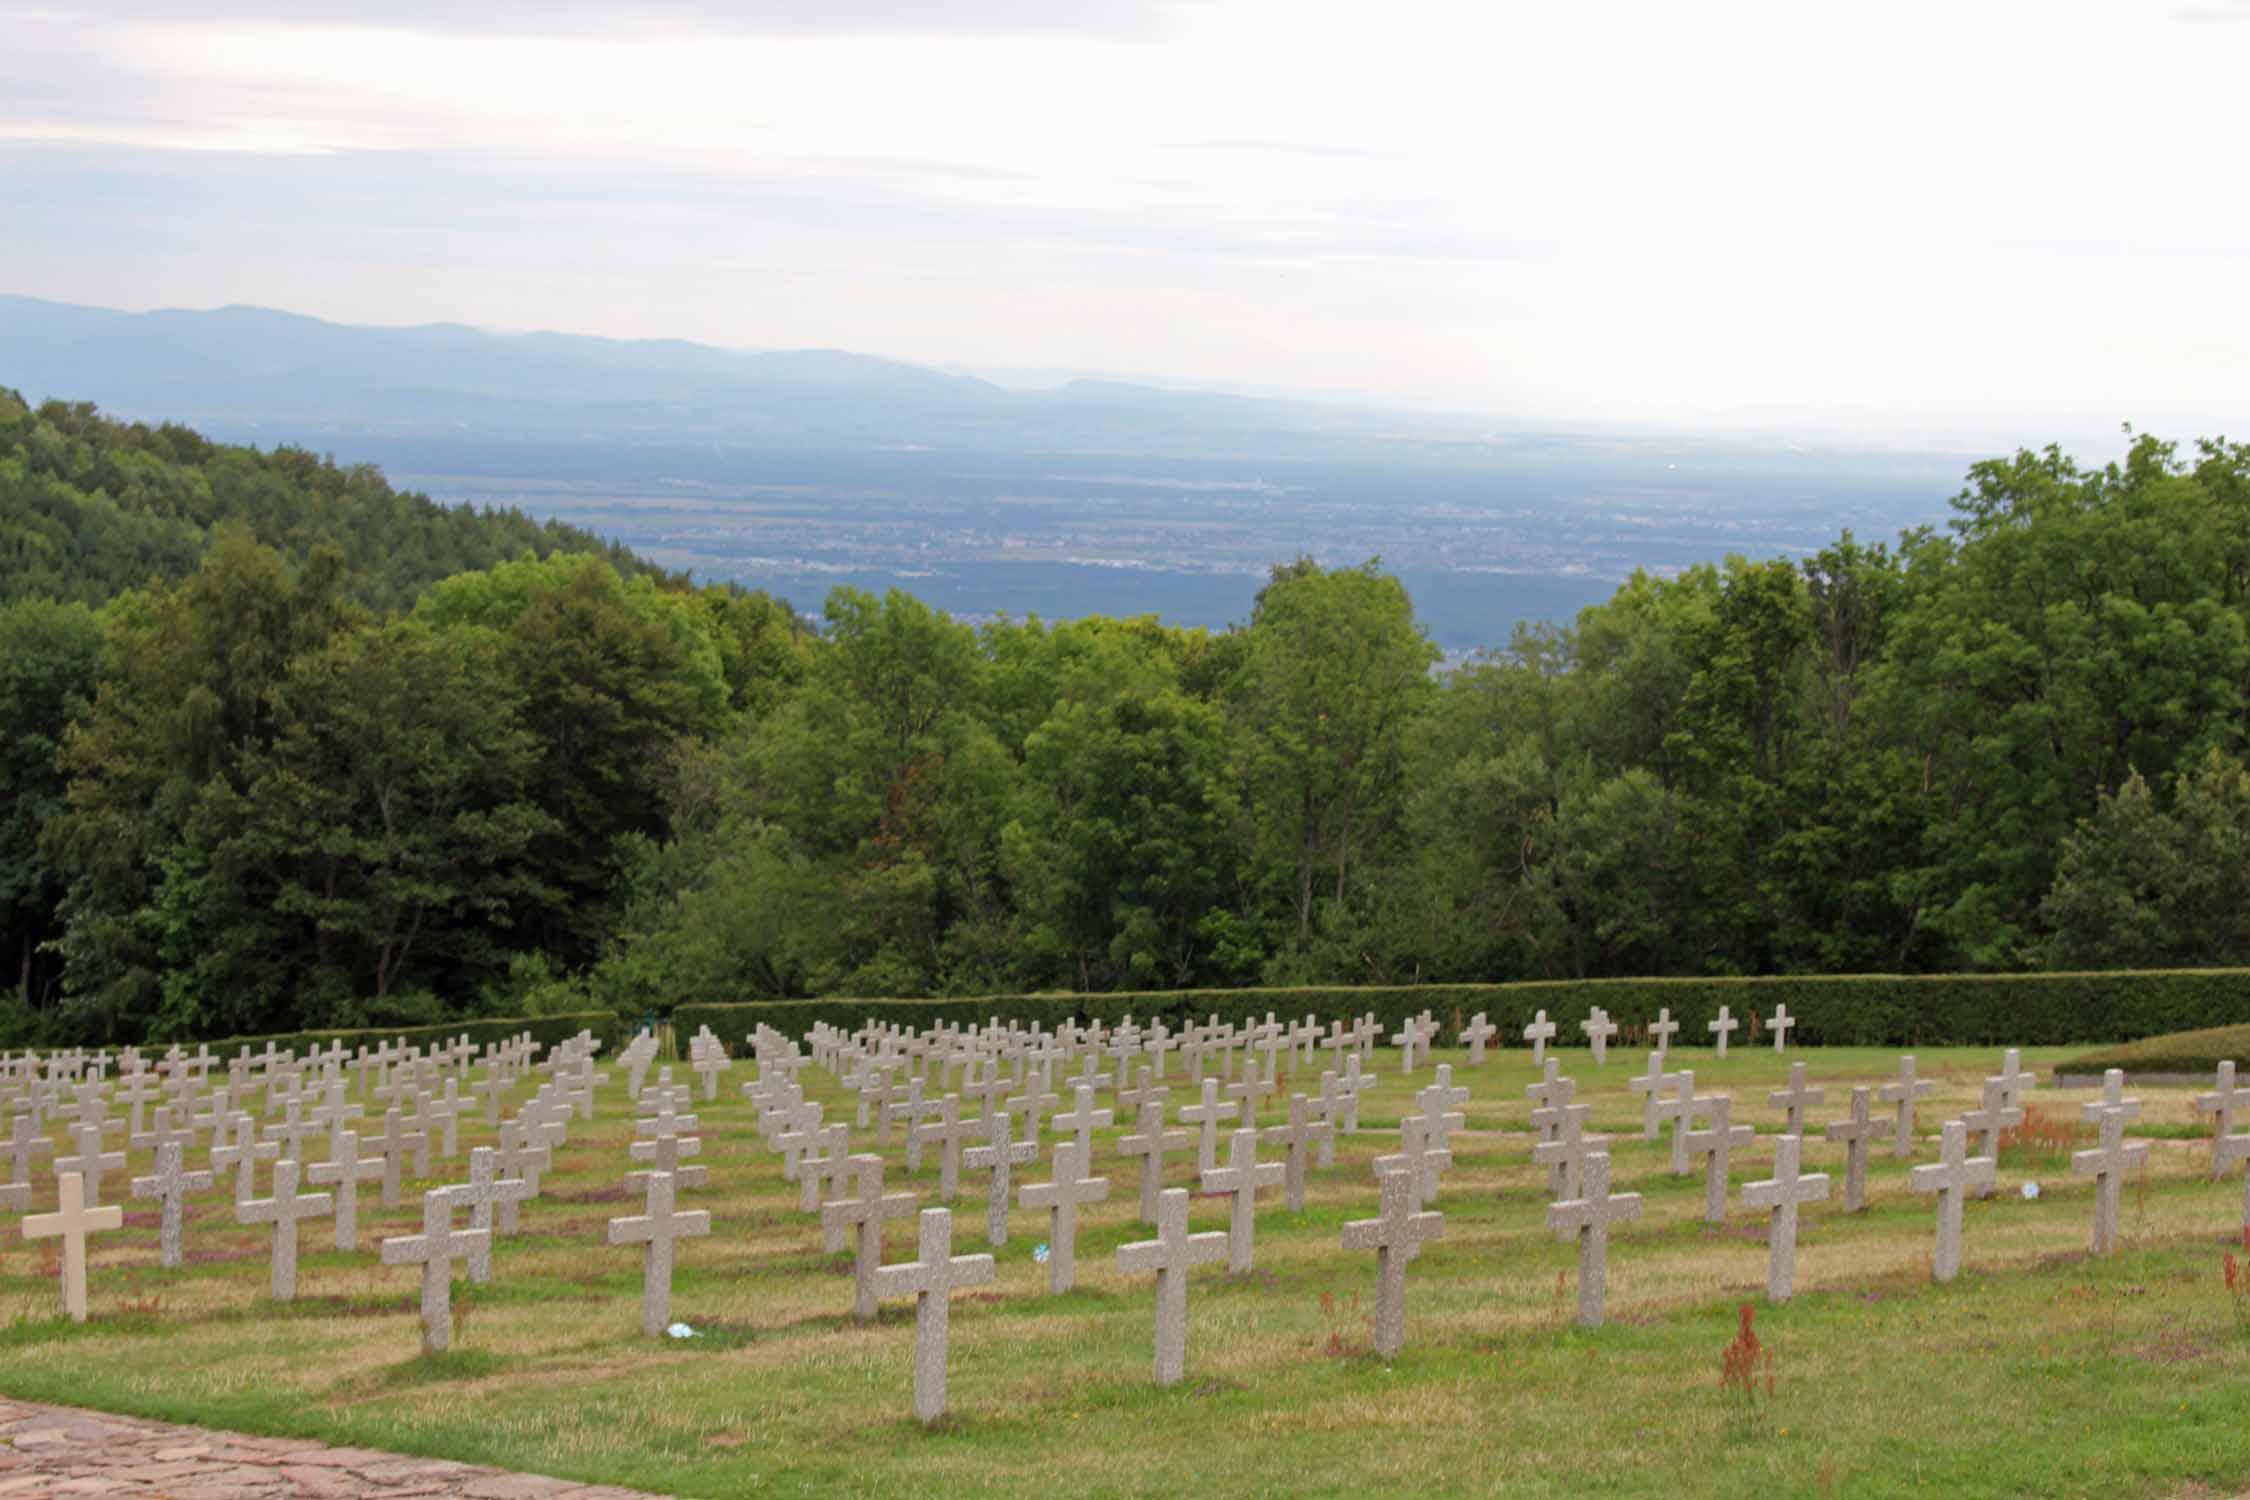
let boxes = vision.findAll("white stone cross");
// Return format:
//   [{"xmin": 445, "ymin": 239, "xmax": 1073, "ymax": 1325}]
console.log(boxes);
[
  {"xmin": 961, "ymin": 1110, "xmax": 1038, "ymax": 1247},
  {"xmin": 1052, "ymin": 1083, "xmax": 1114, "ymax": 1169},
  {"xmin": 1118, "ymin": 1100, "xmax": 1191, "ymax": 1224},
  {"xmin": 823, "ymin": 1154, "xmax": 919, "ymax": 1321},
  {"xmin": 1200, "ymin": 1128, "xmax": 1283, "ymax": 1273},
  {"xmin": 380, "ymin": 1189, "xmax": 489, "ymax": 1354},
  {"xmin": 1741, "ymin": 1135, "xmax": 1829, "ymax": 1302},
  {"xmin": 1686, "ymin": 1094, "xmax": 1755, "ymax": 1224},
  {"xmin": 1261, "ymin": 1093, "xmax": 1333, "ymax": 1213},
  {"xmin": 1909, "ymin": 1119, "xmax": 1995, "ymax": 1282},
  {"xmin": 1413, "ymin": 1066, "xmax": 1470, "ymax": 1154},
  {"xmin": 1019, "ymin": 1140, "xmax": 1110, "ymax": 1294},
  {"xmin": 914, "ymin": 1094, "xmax": 978, "ymax": 1202},
  {"xmin": 26, "ymin": 1172, "xmax": 122, "ymax": 1323},
  {"xmin": 1224, "ymin": 1071, "xmax": 1274, "ymax": 1132},
  {"xmin": 492, "ymin": 1122, "xmax": 550, "ymax": 1232},
  {"xmin": 607, "ymin": 1170, "xmax": 712, "ymax": 1337},
  {"xmin": 1461, "ymin": 1012, "xmax": 1497, "ymax": 1065},
  {"xmin": 1533, "ymin": 1104, "xmax": 1606, "ymax": 1203},
  {"xmin": 2198, "ymin": 1061, "xmax": 2250, "ymax": 1181},
  {"xmin": 1547, "ymin": 1152, "xmax": 1640, "ymax": 1328},
  {"xmin": 372, "ymin": 1106, "xmax": 427, "ymax": 1209},
  {"xmin": 438, "ymin": 1146, "xmax": 531, "ymax": 1284},
  {"xmin": 1525, "ymin": 1058, "xmax": 1574, "ymax": 1149},
  {"xmin": 1878, "ymin": 1055, "xmax": 1933, "ymax": 1159},
  {"xmin": 307, "ymin": 1128, "xmax": 384, "ymax": 1253},
  {"xmin": 1522, "ymin": 1009, "xmax": 1557, "ymax": 1065},
  {"xmin": 799, "ymin": 1123, "xmax": 859, "ymax": 1238},
  {"xmin": 235, "ymin": 1157, "xmax": 333, "ymax": 1304},
  {"xmin": 1647, "ymin": 1007, "xmax": 1679, "ymax": 1056},
  {"xmin": 2072, "ymin": 1105, "xmax": 2149, "ymax": 1256},
  {"xmin": 630, "ymin": 1107, "xmax": 707, "ymax": 1194},
  {"xmin": 1821, "ymin": 1085, "xmax": 1887, "ymax": 1213},
  {"xmin": 1178, "ymin": 1078, "xmax": 1241, "ymax": 1175},
  {"xmin": 1768, "ymin": 1062, "xmax": 1825, "ymax": 1136},
  {"xmin": 130, "ymin": 1139, "xmax": 213, "ymax": 1268},
  {"xmin": 1381, "ymin": 1115, "xmax": 1454, "ymax": 1212},
  {"xmin": 4, "ymin": 1112, "xmax": 53, "ymax": 1186},
  {"xmin": 1116, "ymin": 1186, "xmax": 1230, "ymax": 1387},
  {"xmin": 1707, "ymin": 1006, "xmax": 1739, "ymax": 1057},
  {"xmin": 1342, "ymin": 1166, "xmax": 1442, "ymax": 1360},
  {"xmin": 1628, "ymin": 1052, "xmax": 1679, "ymax": 1141},
  {"xmin": 871, "ymin": 1207, "xmax": 994, "ymax": 1425},
  {"xmin": 1581, "ymin": 1008, "xmax": 1619, "ymax": 1065},
  {"xmin": 1767, "ymin": 1004, "xmax": 1794, "ymax": 1052},
  {"xmin": 2079, "ymin": 1067, "xmax": 2142, "ymax": 1127},
  {"xmin": 1961, "ymin": 1077, "xmax": 2024, "ymax": 1189},
  {"xmin": 1655, "ymin": 1070, "xmax": 1702, "ymax": 1176},
  {"xmin": 1991, "ymin": 1048, "xmax": 2034, "ymax": 1113}
]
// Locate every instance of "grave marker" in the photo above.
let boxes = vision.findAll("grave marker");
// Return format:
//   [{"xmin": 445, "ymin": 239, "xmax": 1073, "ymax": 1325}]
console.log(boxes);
[
  {"xmin": 1909, "ymin": 1120, "xmax": 1995, "ymax": 1282},
  {"xmin": 870, "ymin": 1207, "xmax": 994, "ymax": 1425},
  {"xmin": 1547, "ymin": 1152, "xmax": 1640, "ymax": 1328},
  {"xmin": 1115, "ymin": 1186, "xmax": 1230, "ymax": 1386},
  {"xmin": 1741, "ymin": 1135, "xmax": 1828, "ymax": 1302},
  {"xmin": 1341, "ymin": 1167, "xmax": 1442, "ymax": 1360}
]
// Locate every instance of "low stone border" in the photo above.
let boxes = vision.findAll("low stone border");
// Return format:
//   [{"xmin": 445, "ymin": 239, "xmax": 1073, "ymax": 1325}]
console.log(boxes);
[
  {"xmin": 0, "ymin": 1399, "xmax": 671, "ymax": 1499},
  {"xmin": 2050, "ymin": 1073, "xmax": 2213, "ymax": 1088}
]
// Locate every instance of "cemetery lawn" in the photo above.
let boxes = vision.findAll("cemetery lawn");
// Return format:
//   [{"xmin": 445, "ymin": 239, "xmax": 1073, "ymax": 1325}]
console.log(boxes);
[{"xmin": 6, "ymin": 1046, "xmax": 2250, "ymax": 1499}]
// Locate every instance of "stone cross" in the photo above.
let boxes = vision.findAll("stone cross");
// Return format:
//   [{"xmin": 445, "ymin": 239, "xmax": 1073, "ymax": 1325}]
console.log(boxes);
[
  {"xmin": 1656, "ymin": 1069, "xmax": 1701, "ymax": 1176},
  {"xmin": 1525, "ymin": 1059, "xmax": 1574, "ymax": 1150},
  {"xmin": 25, "ymin": 1172, "xmax": 122, "ymax": 1323},
  {"xmin": 55, "ymin": 1119, "xmax": 127, "ymax": 1210},
  {"xmin": 1961, "ymin": 1077, "xmax": 2024, "ymax": 1191},
  {"xmin": 129, "ymin": 1140, "xmax": 212, "ymax": 1269},
  {"xmin": 1341, "ymin": 1166, "xmax": 1442, "ymax": 1360},
  {"xmin": 1878, "ymin": 1055, "xmax": 1933, "ymax": 1158},
  {"xmin": 1546, "ymin": 1152, "xmax": 1640, "ymax": 1328},
  {"xmin": 2072, "ymin": 1105, "xmax": 2150, "ymax": 1256},
  {"xmin": 2216, "ymin": 1130, "xmax": 2250, "ymax": 1233},
  {"xmin": 1261, "ymin": 1094, "xmax": 1332, "ymax": 1213},
  {"xmin": 822, "ymin": 1154, "xmax": 919, "ymax": 1321},
  {"xmin": 1742, "ymin": 1134, "xmax": 1829, "ymax": 1302},
  {"xmin": 1115, "ymin": 1065, "xmax": 1166, "ymax": 1124},
  {"xmin": 235, "ymin": 1157, "xmax": 333, "ymax": 1303},
  {"xmin": 1118, "ymin": 1100, "xmax": 1191, "ymax": 1224},
  {"xmin": 630, "ymin": 1107, "xmax": 707, "ymax": 1194},
  {"xmin": 607, "ymin": 1170, "xmax": 712, "ymax": 1337},
  {"xmin": 307, "ymin": 1129, "xmax": 384, "ymax": 1253},
  {"xmin": 914, "ymin": 1094, "xmax": 978, "ymax": 1202},
  {"xmin": 2198, "ymin": 1061, "xmax": 2250, "ymax": 1181},
  {"xmin": 1707, "ymin": 1006, "xmax": 1739, "ymax": 1057},
  {"xmin": 1768, "ymin": 1062, "xmax": 1825, "ymax": 1136},
  {"xmin": 2079, "ymin": 1067, "xmax": 2142, "ymax": 1127},
  {"xmin": 1413, "ymin": 1066, "xmax": 1470, "ymax": 1154},
  {"xmin": 961, "ymin": 1110, "xmax": 1037, "ymax": 1247},
  {"xmin": 1178, "ymin": 1078, "xmax": 1241, "ymax": 1175},
  {"xmin": 1822, "ymin": 1085, "xmax": 1886, "ymax": 1213},
  {"xmin": 1115, "ymin": 1186, "xmax": 1230, "ymax": 1387},
  {"xmin": 262, "ymin": 1098, "xmax": 322, "ymax": 1163},
  {"xmin": 1461, "ymin": 1012, "xmax": 1497, "ymax": 1065},
  {"xmin": 1223, "ymin": 1071, "xmax": 1274, "ymax": 1132},
  {"xmin": 1627, "ymin": 1052, "xmax": 1679, "ymax": 1141},
  {"xmin": 1522, "ymin": 1009, "xmax": 1557, "ymax": 1065},
  {"xmin": 372, "ymin": 1106, "xmax": 427, "ymax": 1209},
  {"xmin": 1052, "ymin": 1084, "xmax": 1113, "ymax": 1169},
  {"xmin": 492, "ymin": 1122, "xmax": 550, "ymax": 1232},
  {"xmin": 1200, "ymin": 1128, "xmax": 1282, "ymax": 1273},
  {"xmin": 1768, "ymin": 1004, "xmax": 1794, "ymax": 1052},
  {"xmin": 1686, "ymin": 1094, "xmax": 1755, "ymax": 1224},
  {"xmin": 438, "ymin": 1146, "xmax": 531, "ymax": 1283},
  {"xmin": 871, "ymin": 1207, "xmax": 994, "ymax": 1425},
  {"xmin": 380, "ymin": 1190, "xmax": 489, "ymax": 1354},
  {"xmin": 1647, "ymin": 1007, "xmax": 1680, "ymax": 1056},
  {"xmin": 1581, "ymin": 1008, "xmax": 1619, "ymax": 1065},
  {"xmin": 1382, "ymin": 1115, "xmax": 1454, "ymax": 1212},
  {"xmin": 1909, "ymin": 1119, "xmax": 1995, "ymax": 1282},
  {"xmin": 1533, "ymin": 1104, "xmax": 1606, "ymax": 1202},
  {"xmin": 4, "ymin": 1112, "xmax": 53, "ymax": 1187},
  {"xmin": 1019, "ymin": 1140, "xmax": 1110, "ymax": 1294},
  {"xmin": 799, "ymin": 1124, "xmax": 858, "ymax": 1238}
]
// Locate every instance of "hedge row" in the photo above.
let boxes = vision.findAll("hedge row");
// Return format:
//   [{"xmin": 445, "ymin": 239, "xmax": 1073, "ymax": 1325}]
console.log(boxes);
[
  {"xmin": 674, "ymin": 971, "xmax": 2250, "ymax": 1053},
  {"xmin": 2057, "ymin": 1023, "xmax": 2250, "ymax": 1077},
  {"xmin": 191, "ymin": 1010, "xmax": 628, "ymax": 1063}
]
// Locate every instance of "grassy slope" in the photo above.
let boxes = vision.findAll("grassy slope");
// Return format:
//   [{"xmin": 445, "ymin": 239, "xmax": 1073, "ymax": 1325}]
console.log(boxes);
[
  {"xmin": 2, "ymin": 1046, "xmax": 2247, "ymax": 1499},
  {"xmin": 2059, "ymin": 1024, "xmax": 2250, "ymax": 1078}
]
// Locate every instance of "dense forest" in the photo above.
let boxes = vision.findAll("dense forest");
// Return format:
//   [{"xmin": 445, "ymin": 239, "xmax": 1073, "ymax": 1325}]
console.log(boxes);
[{"xmin": 5, "ymin": 389, "xmax": 2249, "ymax": 1047}]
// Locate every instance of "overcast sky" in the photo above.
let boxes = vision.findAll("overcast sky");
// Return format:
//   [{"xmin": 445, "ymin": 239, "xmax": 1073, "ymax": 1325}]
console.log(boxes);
[{"xmin": 4, "ymin": 0, "xmax": 2246, "ymax": 440}]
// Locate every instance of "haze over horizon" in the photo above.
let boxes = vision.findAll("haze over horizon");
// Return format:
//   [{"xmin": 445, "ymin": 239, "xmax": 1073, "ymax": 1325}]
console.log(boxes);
[{"xmin": 5, "ymin": 0, "xmax": 2247, "ymax": 448}]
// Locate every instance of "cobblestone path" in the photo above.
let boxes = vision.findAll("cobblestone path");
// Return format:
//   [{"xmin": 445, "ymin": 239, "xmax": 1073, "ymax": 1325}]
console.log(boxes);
[{"xmin": 0, "ymin": 1400, "xmax": 671, "ymax": 1499}]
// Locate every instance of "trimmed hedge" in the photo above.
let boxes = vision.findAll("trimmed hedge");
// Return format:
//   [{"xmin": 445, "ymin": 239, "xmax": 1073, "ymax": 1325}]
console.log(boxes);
[
  {"xmin": 674, "ymin": 971, "xmax": 2250, "ymax": 1052},
  {"xmin": 193, "ymin": 1010, "xmax": 627, "ymax": 1062},
  {"xmin": 2056, "ymin": 1023, "xmax": 2250, "ymax": 1078}
]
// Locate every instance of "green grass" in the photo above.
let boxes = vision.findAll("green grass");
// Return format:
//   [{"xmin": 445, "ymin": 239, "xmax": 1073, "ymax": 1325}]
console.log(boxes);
[
  {"xmin": 2060, "ymin": 1024, "xmax": 2250, "ymax": 1079},
  {"xmin": 4, "ymin": 1045, "xmax": 2249, "ymax": 1498}
]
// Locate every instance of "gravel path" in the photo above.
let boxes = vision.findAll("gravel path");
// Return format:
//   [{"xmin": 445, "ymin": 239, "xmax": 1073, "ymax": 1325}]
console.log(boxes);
[{"xmin": 0, "ymin": 1400, "xmax": 670, "ymax": 1499}]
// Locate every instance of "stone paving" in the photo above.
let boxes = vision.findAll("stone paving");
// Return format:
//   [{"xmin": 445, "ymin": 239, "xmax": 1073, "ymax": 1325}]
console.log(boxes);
[{"xmin": 0, "ymin": 1401, "xmax": 670, "ymax": 1499}]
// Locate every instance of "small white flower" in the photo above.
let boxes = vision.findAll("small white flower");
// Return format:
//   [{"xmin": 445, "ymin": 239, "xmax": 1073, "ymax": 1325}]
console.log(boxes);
[
  {"xmin": 2022, "ymin": 1181, "xmax": 2040, "ymax": 1201},
  {"xmin": 1033, "ymin": 1242, "xmax": 1051, "ymax": 1264},
  {"xmin": 667, "ymin": 1322, "xmax": 696, "ymax": 1338}
]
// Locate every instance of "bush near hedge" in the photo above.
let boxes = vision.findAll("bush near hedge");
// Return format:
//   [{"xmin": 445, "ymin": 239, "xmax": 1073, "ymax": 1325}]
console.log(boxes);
[
  {"xmin": 196, "ymin": 1010, "xmax": 627, "ymax": 1062},
  {"xmin": 2055, "ymin": 1023, "xmax": 2250, "ymax": 1077},
  {"xmin": 673, "ymin": 971, "xmax": 2250, "ymax": 1053}
]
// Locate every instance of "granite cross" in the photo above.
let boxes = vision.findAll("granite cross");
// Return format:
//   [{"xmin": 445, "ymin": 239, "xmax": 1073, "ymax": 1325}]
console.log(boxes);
[
  {"xmin": 1261, "ymin": 1093, "xmax": 1332, "ymax": 1212},
  {"xmin": 1821, "ymin": 1085, "xmax": 1886, "ymax": 1213},
  {"xmin": 1178, "ymin": 1078, "xmax": 1242, "ymax": 1175},
  {"xmin": 870, "ymin": 1207, "xmax": 994, "ymax": 1425},
  {"xmin": 608, "ymin": 1170, "xmax": 712, "ymax": 1336},
  {"xmin": 372, "ymin": 1106, "xmax": 426, "ymax": 1209},
  {"xmin": 235, "ymin": 1157, "xmax": 333, "ymax": 1303},
  {"xmin": 1707, "ymin": 1006, "xmax": 1739, "ymax": 1058},
  {"xmin": 1119, "ymin": 1100, "xmax": 1192, "ymax": 1224},
  {"xmin": 914, "ymin": 1094, "xmax": 979, "ymax": 1202},
  {"xmin": 1341, "ymin": 1166, "xmax": 1443, "ymax": 1360},
  {"xmin": 307, "ymin": 1128, "xmax": 384, "ymax": 1253},
  {"xmin": 1878, "ymin": 1055, "xmax": 1933, "ymax": 1159},
  {"xmin": 2197, "ymin": 1061, "xmax": 2250, "ymax": 1181},
  {"xmin": 822, "ymin": 1154, "xmax": 919, "ymax": 1321},
  {"xmin": 380, "ymin": 1189, "xmax": 488, "ymax": 1354},
  {"xmin": 1201, "ymin": 1128, "xmax": 1283, "ymax": 1273},
  {"xmin": 1547, "ymin": 1151, "xmax": 1640, "ymax": 1328},
  {"xmin": 1018, "ymin": 1139, "xmax": 1110, "ymax": 1293},
  {"xmin": 1533, "ymin": 1103, "xmax": 1606, "ymax": 1203},
  {"xmin": 1961, "ymin": 1077, "xmax": 2024, "ymax": 1194},
  {"xmin": 1115, "ymin": 1186, "xmax": 1230, "ymax": 1386},
  {"xmin": 438, "ymin": 1146, "xmax": 530, "ymax": 1284},
  {"xmin": 1413, "ymin": 1066, "xmax": 1470, "ymax": 1154},
  {"xmin": 54, "ymin": 1119, "xmax": 126, "ymax": 1209},
  {"xmin": 1647, "ymin": 1007, "xmax": 1680, "ymax": 1057},
  {"xmin": 1767, "ymin": 1004, "xmax": 1795, "ymax": 1052},
  {"xmin": 129, "ymin": 1139, "xmax": 213, "ymax": 1269},
  {"xmin": 1581, "ymin": 1008, "xmax": 1619, "ymax": 1065},
  {"xmin": 1628, "ymin": 1052, "xmax": 1679, "ymax": 1141},
  {"xmin": 1686, "ymin": 1094, "xmax": 1756, "ymax": 1224},
  {"xmin": 1461, "ymin": 1012, "xmax": 1498, "ymax": 1065},
  {"xmin": 1741, "ymin": 1135, "xmax": 1829, "ymax": 1302},
  {"xmin": 1909, "ymin": 1119, "xmax": 1995, "ymax": 1282},
  {"xmin": 1768, "ymin": 1062, "xmax": 1825, "ymax": 1136},
  {"xmin": 1052, "ymin": 1084, "xmax": 1113, "ymax": 1169},
  {"xmin": 961, "ymin": 1109, "xmax": 1037, "ymax": 1247},
  {"xmin": 1522, "ymin": 1009, "xmax": 1558, "ymax": 1066},
  {"xmin": 2072, "ymin": 1105, "xmax": 2150, "ymax": 1256},
  {"xmin": 2078, "ymin": 1067, "xmax": 2142, "ymax": 1128}
]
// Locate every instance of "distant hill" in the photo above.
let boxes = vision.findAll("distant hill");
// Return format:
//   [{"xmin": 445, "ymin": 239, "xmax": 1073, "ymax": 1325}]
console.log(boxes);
[
  {"xmin": 0, "ymin": 388, "xmax": 672, "ymax": 611},
  {"xmin": 0, "ymin": 294, "xmax": 1508, "ymax": 459}
]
